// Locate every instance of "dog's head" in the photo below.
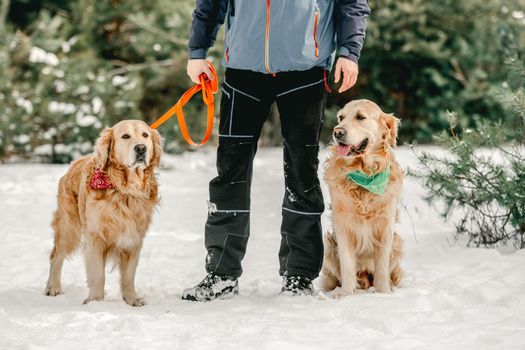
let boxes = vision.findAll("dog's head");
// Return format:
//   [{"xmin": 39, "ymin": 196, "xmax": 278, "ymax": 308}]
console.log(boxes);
[
  {"xmin": 94, "ymin": 120, "xmax": 162, "ymax": 170},
  {"xmin": 332, "ymin": 99, "xmax": 399, "ymax": 158}
]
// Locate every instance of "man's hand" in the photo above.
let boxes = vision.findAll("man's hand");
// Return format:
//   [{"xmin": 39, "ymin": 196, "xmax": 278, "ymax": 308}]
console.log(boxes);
[
  {"xmin": 187, "ymin": 59, "xmax": 214, "ymax": 84},
  {"xmin": 334, "ymin": 57, "xmax": 359, "ymax": 93}
]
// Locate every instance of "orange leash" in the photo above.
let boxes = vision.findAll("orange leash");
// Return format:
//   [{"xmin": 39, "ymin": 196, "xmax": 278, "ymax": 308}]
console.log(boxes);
[{"xmin": 150, "ymin": 62, "xmax": 218, "ymax": 147}]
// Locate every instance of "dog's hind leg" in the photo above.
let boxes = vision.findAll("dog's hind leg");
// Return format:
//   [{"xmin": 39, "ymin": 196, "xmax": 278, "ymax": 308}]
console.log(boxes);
[
  {"xmin": 119, "ymin": 247, "xmax": 144, "ymax": 307},
  {"xmin": 320, "ymin": 232, "xmax": 341, "ymax": 291},
  {"xmin": 46, "ymin": 244, "xmax": 65, "ymax": 296},
  {"xmin": 389, "ymin": 232, "xmax": 403, "ymax": 287},
  {"xmin": 321, "ymin": 272, "xmax": 339, "ymax": 291},
  {"xmin": 45, "ymin": 193, "xmax": 81, "ymax": 296}
]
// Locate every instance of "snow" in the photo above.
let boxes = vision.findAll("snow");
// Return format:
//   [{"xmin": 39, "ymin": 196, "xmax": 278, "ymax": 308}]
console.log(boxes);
[
  {"xmin": 48, "ymin": 101, "xmax": 76, "ymax": 114},
  {"xmin": 75, "ymin": 111, "xmax": 98, "ymax": 127},
  {"xmin": 13, "ymin": 134, "xmax": 30, "ymax": 145},
  {"xmin": 92, "ymin": 97, "xmax": 103, "ymax": 114},
  {"xmin": 74, "ymin": 85, "xmax": 90, "ymax": 95},
  {"xmin": 112, "ymin": 75, "xmax": 129, "ymax": 86},
  {"xmin": 512, "ymin": 11, "xmax": 524, "ymax": 19},
  {"xmin": 54, "ymin": 80, "xmax": 66, "ymax": 93},
  {"xmin": 15, "ymin": 96, "xmax": 33, "ymax": 114},
  {"xmin": 29, "ymin": 47, "xmax": 60, "ymax": 66},
  {"xmin": 61, "ymin": 36, "xmax": 79, "ymax": 54},
  {"xmin": 1, "ymin": 147, "xmax": 525, "ymax": 349}
]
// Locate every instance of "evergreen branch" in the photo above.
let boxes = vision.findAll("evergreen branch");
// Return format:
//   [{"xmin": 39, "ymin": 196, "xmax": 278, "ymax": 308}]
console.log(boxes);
[
  {"xmin": 42, "ymin": 2, "xmax": 71, "ymax": 19},
  {"xmin": 449, "ymin": 58, "xmax": 467, "ymax": 87},
  {"xmin": 109, "ymin": 58, "xmax": 178, "ymax": 75},
  {"xmin": 126, "ymin": 17, "xmax": 188, "ymax": 46}
]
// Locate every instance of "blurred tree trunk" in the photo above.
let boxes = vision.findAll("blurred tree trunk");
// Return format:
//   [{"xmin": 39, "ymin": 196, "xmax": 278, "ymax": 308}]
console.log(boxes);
[
  {"xmin": 103, "ymin": 0, "xmax": 125, "ymax": 60},
  {"xmin": 0, "ymin": 0, "xmax": 9, "ymax": 32},
  {"xmin": 0, "ymin": 0, "xmax": 9, "ymax": 160}
]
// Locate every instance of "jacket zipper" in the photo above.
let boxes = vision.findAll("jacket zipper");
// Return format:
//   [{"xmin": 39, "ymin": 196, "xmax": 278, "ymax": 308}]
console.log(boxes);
[
  {"xmin": 313, "ymin": 9, "xmax": 319, "ymax": 58},
  {"xmin": 265, "ymin": 0, "xmax": 273, "ymax": 73}
]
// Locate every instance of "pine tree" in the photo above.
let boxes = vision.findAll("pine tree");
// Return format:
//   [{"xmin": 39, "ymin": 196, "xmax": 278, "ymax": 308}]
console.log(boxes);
[
  {"xmin": 0, "ymin": 0, "xmax": 216, "ymax": 162},
  {"xmin": 327, "ymin": 0, "xmax": 525, "ymax": 144},
  {"xmin": 410, "ymin": 56, "xmax": 525, "ymax": 249}
]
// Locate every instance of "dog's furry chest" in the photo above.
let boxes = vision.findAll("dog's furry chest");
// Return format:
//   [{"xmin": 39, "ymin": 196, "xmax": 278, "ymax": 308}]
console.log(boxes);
[
  {"xmin": 328, "ymin": 177, "xmax": 401, "ymax": 257},
  {"xmin": 84, "ymin": 191, "xmax": 154, "ymax": 249},
  {"xmin": 330, "ymin": 183, "xmax": 390, "ymax": 220}
]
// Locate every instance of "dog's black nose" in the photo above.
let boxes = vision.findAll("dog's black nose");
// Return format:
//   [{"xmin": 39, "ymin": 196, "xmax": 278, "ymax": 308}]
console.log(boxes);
[
  {"xmin": 134, "ymin": 144, "xmax": 147, "ymax": 155},
  {"xmin": 333, "ymin": 128, "xmax": 346, "ymax": 139}
]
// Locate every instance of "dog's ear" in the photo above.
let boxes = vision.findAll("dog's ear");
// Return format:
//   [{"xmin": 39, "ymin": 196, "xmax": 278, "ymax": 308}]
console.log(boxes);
[
  {"xmin": 380, "ymin": 113, "xmax": 400, "ymax": 147},
  {"xmin": 94, "ymin": 127, "xmax": 113, "ymax": 169},
  {"xmin": 150, "ymin": 128, "xmax": 163, "ymax": 167}
]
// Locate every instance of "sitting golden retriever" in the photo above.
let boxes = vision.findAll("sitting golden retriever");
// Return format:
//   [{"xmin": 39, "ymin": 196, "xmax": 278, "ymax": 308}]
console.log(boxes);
[
  {"xmin": 321, "ymin": 100, "xmax": 404, "ymax": 297},
  {"xmin": 44, "ymin": 120, "xmax": 162, "ymax": 306}
]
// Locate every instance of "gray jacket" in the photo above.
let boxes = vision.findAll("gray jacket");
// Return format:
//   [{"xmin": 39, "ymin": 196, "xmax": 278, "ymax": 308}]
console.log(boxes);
[{"xmin": 189, "ymin": 0, "xmax": 370, "ymax": 74}]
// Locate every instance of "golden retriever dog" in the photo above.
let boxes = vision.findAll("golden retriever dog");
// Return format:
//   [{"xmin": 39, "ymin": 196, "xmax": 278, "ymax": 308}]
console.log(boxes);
[
  {"xmin": 321, "ymin": 100, "xmax": 404, "ymax": 297},
  {"xmin": 44, "ymin": 120, "xmax": 162, "ymax": 306}
]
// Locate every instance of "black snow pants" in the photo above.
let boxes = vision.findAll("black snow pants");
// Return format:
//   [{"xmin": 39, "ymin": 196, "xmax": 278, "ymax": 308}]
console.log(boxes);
[{"xmin": 204, "ymin": 67, "xmax": 326, "ymax": 280}]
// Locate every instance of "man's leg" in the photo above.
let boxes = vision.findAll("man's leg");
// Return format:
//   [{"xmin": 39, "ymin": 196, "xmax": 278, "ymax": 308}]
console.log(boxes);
[
  {"xmin": 205, "ymin": 69, "xmax": 272, "ymax": 277},
  {"xmin": 275, "ymin": 68, "xmax": 326, "ymax": 292},
  {"xmin": 183, "ymin": 69, "xmax": 272, "ymax": 301}
]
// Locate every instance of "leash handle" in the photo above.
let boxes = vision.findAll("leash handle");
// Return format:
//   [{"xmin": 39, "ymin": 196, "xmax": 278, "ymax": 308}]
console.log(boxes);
[{"xmin": 150, "ymin": 62, "xmax": 218, "ymax": 147}]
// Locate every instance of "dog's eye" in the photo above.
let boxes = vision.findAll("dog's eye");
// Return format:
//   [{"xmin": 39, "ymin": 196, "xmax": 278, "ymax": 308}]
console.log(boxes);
[
  {"xmin": 142, "ymin": 132, "xmax": 149, "ymax": 138},
  {"xmin": 122, "ymin": 134, "xmax": 130, "ymax": 139},
  {"xmin": 356, "ymin": 114, "xmax": 366, "ymax": 121},
  {"xmin": 338, "ymin": 115, "xmax": 345, "ymax": 122}
]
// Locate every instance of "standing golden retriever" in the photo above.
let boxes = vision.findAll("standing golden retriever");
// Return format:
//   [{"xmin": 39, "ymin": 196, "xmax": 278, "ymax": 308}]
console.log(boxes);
[
  {"xmin": 321, "ymin": 100, "xmax": 404, "ymax": 297},
  {"xmin": 44, "ymin": 120, "xmax": 162, "ymax": 306}
]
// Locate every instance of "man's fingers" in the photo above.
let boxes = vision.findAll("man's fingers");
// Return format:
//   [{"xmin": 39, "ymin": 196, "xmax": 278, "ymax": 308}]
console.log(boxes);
[
  {"xmin": 186, "ymin": 59, "xmax": 213, "ymax": 84},
  {"xmin": 334, "ymin": 64, "xmax": 342, "ymax": 83},
  {"xmin": 202, "ymin": 65, "xmax": 214, "ymax": 81},
  {"xmin": 350, "ymin": 73, "xmax": 358, "ymax": 88},
  {"xmin": 190, "ymin": 74, "xmax": 200, "ymax": 84},
  {"xmin": 187, "ymin": 67, "xmax": 199, "ymax": 84},
  {"xmin": 338, "ymin": 70, "xmax": 352, "ymax": 93}
]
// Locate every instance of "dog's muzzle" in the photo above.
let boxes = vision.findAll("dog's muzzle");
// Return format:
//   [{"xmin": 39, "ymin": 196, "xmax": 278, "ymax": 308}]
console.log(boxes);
[{"xmin": 334, "ymin": 132, "xmax": 369, "ymax": 157}]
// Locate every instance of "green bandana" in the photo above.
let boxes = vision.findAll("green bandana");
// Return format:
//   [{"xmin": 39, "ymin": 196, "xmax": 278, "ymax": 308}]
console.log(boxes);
[{"xmin": 346, "ymin": 163, "xmax": 391, "ymax": 195}]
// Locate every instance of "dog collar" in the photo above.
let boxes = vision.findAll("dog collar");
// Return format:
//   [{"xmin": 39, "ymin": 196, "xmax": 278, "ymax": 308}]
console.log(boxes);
[
  {"xmin": 89, "ymin": 169, "xmax": 115, "ymax": 190},
  {"xmin": 346, "ymin": 162, "xmax": 390, "ymax": 195}
]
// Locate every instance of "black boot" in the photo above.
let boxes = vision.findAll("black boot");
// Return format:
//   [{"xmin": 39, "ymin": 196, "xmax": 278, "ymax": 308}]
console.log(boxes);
[
  {"xmin": 281, "ymin": 275, "xmax": 314, "ymax": 296},
  {"xmin": 181, "ymin": 273, "xmax": 239, "ymax": 302}
]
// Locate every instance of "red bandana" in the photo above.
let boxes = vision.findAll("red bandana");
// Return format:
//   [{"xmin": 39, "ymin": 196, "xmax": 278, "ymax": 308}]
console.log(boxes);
[{"xmin": 89, "ymin": 169, "xmax": 115, "ymax": 190}]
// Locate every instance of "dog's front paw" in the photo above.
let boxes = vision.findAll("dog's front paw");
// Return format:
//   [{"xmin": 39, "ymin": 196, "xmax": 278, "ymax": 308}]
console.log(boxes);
[
  {"xmin": 83, "ymin": 295, "xmax": 103, "ymax": 305},
  {"xmin": 374, "ymin": 281, "xmax": 392, "ymax": 294},
  {"xmin": 331, "ymin": 286, "xmax": 356, "ymax": 299},
  {"xmin": 123, "ymin": 297, "xmax": 145, "ymax": 307},
  {"xmin": 45, "ymin": 286, "xmax": 63, "ymax": 297}
]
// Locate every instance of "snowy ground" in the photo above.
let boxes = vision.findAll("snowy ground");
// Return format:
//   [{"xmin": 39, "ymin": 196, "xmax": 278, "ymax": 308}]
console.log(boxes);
[{"xmin": 1, "ymin": 147, "xmax": 524, "ymax": 349}]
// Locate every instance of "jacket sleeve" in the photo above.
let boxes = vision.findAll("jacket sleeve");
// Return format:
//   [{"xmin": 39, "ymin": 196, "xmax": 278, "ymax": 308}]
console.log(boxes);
[
  {"xmin": 335, "ymin": 0, "xmax": 371, "ymax": 63},
  {"xmin": 188, "ymin": 0, "xmax": 229, "ymax": 59}
]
